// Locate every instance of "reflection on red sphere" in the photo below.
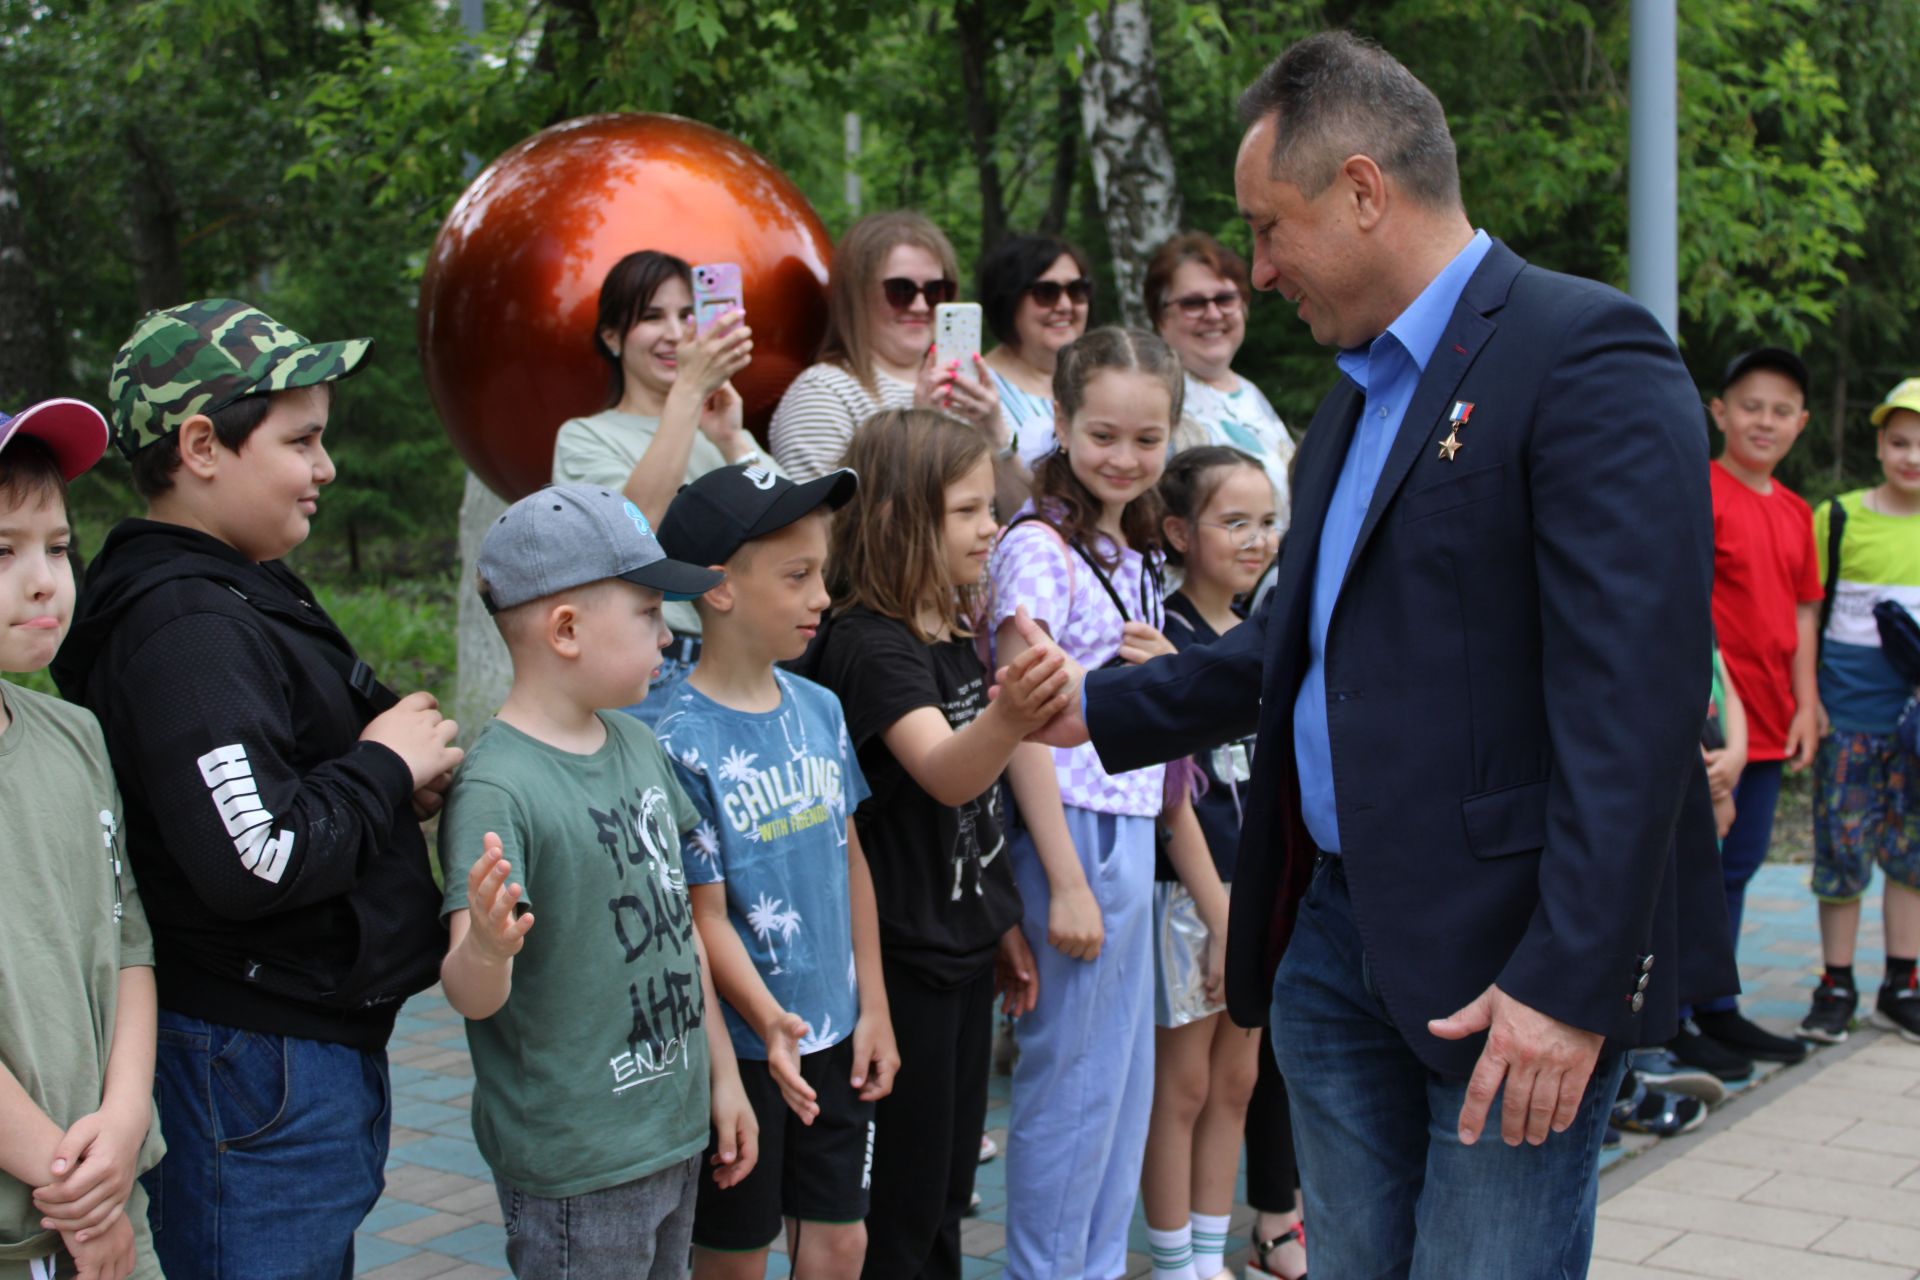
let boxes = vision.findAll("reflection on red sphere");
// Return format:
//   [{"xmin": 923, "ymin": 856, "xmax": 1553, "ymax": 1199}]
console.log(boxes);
[{"xmin": 419, "ymin": 113, "xmax": 832, "ymax": 501}]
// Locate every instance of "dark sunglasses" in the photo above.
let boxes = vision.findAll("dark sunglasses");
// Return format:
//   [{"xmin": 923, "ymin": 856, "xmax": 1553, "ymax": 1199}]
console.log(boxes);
[
  {"xmin": 881, "ymin": 277, "xmax": 959, "ymax": 310},
  {"xmin": 1166, "ymin": 290, "xmax": 1244, "ymax": 319},
  {"xmin": 1027, "ymin": 278, "xmax": 1094, "ymax": 307}
]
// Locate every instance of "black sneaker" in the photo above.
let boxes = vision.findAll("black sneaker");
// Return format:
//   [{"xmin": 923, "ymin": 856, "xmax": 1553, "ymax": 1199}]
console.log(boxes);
[
  {"xmin": 1668, "ymin": 1017, "xmax": 1755, "ymax": 1082},
  {"xmin": 1695, "ymin": 1007, "xmax": 1810, "ymax": 1064},
  {"xmin": 1631, "ymin": 1047, "xmax": 1729, "ymax": 1105},
  {"xmin": 1613, "ymin": 1078, "xmax": 1710, "ymax": 1137},
  {"xmin": 1798, "ymin": 978, "xmax": 1858, "ymax": 1044},
  {"xmin": 1873, "ymin": 973, "xmax": 1920, "ymax": 1044}
]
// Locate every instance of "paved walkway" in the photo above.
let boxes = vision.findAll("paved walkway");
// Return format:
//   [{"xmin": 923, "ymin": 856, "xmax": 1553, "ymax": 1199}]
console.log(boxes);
[{"xmin": 354, "ymin": 863, "xmax": 1913, "ymax": 1278}]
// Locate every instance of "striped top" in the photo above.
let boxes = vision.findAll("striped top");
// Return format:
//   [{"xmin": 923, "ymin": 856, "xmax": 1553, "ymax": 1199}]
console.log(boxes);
[
  {"xmin": 769, "ymin": 363, "xmax": 916, "ymax": 482},
  {"xmin": 988, "ymin": 367, "xmax": 1059, "ymax": 468},
  {"xmin": 1816, "ymin": 489, "xmax": 1920, "ymax": 733}
]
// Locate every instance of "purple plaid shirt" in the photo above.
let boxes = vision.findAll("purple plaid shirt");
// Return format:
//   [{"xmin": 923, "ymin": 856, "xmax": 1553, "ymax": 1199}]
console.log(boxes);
[{"xmin": 990, "ymin": 505, "xmax": 1166, "ymax": 816}]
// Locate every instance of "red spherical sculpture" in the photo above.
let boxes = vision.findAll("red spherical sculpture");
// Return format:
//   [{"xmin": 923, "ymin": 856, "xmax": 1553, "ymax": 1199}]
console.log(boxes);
[{"xmin": 419, "ymin": 113, "xmax": 833, "ymax": 501}]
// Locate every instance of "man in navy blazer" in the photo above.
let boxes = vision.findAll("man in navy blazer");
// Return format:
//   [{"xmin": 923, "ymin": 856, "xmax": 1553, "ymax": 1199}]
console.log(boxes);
[{"xmin": 1019, "ymin": 32, "xmax": 1735, "ymax": 1278}]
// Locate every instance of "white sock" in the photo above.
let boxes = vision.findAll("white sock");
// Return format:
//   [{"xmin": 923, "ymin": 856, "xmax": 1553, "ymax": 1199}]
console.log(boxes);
[
  {"xmin": 1147, "ymin": 1223, "xmax": 1197, "ymax": 1280},
  {"xmin": 1191, "ymin": 1211, "xmax": 1232, "ymax": 1277}
]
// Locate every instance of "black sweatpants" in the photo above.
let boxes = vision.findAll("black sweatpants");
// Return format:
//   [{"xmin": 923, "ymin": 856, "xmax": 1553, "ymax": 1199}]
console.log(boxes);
[
  {"xmin": 860, "ymin": 957, "xmax": 995, "ymax": 1280},
  {"xmin": 1244, "ymin": 1027, "xmax": 1301, "ymax": 1212}
]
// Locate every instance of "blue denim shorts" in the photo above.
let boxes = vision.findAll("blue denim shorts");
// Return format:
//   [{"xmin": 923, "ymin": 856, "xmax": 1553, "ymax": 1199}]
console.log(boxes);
[{"xmin": 497, "ymin": 1155, "xmax": 700, "ymax": 1280}]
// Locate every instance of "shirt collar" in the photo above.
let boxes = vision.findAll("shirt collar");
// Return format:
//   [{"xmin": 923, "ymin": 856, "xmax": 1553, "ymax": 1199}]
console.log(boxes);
[{"xmin": 1336, "ymin": 229, "xmax": 1492, "ymax": 390}]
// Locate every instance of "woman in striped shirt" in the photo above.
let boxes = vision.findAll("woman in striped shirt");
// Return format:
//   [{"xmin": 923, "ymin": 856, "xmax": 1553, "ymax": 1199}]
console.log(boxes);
[{"xmin": 770, "ymin": 210, "xmax": 1006, "ymax": 481}]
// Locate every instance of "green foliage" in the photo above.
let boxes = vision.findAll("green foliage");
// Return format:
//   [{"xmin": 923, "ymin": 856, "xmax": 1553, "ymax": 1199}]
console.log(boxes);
[{"xmin": 310, "ymin": 574, "xmax": 460, "ymax": 707}]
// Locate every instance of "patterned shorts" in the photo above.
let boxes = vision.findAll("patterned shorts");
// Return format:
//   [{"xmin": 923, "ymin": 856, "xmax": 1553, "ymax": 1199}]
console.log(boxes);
[{"xmin": 1812, "ymin": 730, "xmax": 1920, "ymax": 900}]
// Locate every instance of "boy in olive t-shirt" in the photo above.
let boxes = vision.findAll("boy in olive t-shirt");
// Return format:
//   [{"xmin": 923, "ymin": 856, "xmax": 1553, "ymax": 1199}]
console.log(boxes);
[
  {"xmin": 1, "ymin": 401, "xmax": 162, "ymax": 1280},
  {"xmin": 436, "ymin": 483, "xmax": 757, "ymax": 1280}
]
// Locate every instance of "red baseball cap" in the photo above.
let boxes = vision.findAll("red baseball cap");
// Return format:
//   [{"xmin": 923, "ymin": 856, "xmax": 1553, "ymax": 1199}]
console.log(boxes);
[{"xmin": 0, "ymin": 399, "xmax": 111, "ymax": 480}]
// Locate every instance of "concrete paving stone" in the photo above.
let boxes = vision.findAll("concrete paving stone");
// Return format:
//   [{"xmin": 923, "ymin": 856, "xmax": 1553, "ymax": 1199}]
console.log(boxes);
[
  {"xmin": 411, "ymin": 1022, "xmax": 469, "ymax": 1045},
  {"xmin": 381, "ymin": 1165, "xmax": 491, "ymax": 1206},
  {"xmin": 419, "ymin": 1265, "xmax": 506, "ymax": 1280},
  {"xmin": 361, "ymin": 1201, "xmax": 440, "ymax": 1235},
  {"xmin": 1591, "ymin": 1218, "xmax": 1683, "ymax": 1263},
  {"xmin": 1829, "ymin": 1118, "xmax": 1920, "ymax": 1156},
  {"xmin": 427, "ymin": 1223, "xmax": 509, "ymax": 1266},
  {"xmin": 427, "ymin": 1182, "xmax": 502, "ymax": 1216},
  {"xmin": 389, "ymin": 1135, "xmax": 495, "ymax": 1179},
  {"xmin": 387, "ymin": 1126, "xmax": 432, "ymax": 1149},
  {"xmin": 389, "ymin": 1042, "xmax": 448, "ymax": 1066},
  {"xmin": 1727, "ymin": 1100, "xmax": 1860, "ymax": 1145},
  {"xmin": 1899, "ymin": 1169, "xmax": 1920, "ymax": 1194},
  {"xmin": 1818, "ymin": 1061, "xmax": 1920, "ymax": 1096},
  {"xmin": 1696, "ymin": 1132, "xmax": 1919, "ymax": 1186},
  {"xmin": 358, "ymin": 1252, "xmax": 470, "ymax": 1280},
  {"xmin": 1599, "ymin": 1185, "xmax": 1841, "ymax": 1248},
  {"xmin": 1814, "ymin": 1218, "xmax": 1920, "ymax": 1269},
  {"xmin": 395, "ymin": 1074, "xmax": 476, "ymax": 1104},
  {"xmin": 1634, "ymin": 1158, "xmax": 1777, "ymax": 1201},
  {"xmin": 1588, "ymin": 1261, "xmax": 1717, "ymax": 1280},
  {"xmin": 353, "ymin": 1235, "xmax": 419, "ymax": 1273},
  {"xmin": 1741, "ymin": 1171, "xmax": 1920, "ymax": 1230},
  {"xmin": 393, "ymin": 1099, "xmax": 470, "ymax": 1132},
  {"xmin": 407, "ymin": 1049, "xmax": 476, "ymax": 1075},
  {"xmin": 1645, "ymin": 1230, "xmax": 1916, "ymax": 1280},
  {"xmin": 960, "ymin": 1218, "xmax": 1006, "ymax": 1255},
  {"xmin": 1773, "ymin": 1083, "xmax": 1920, "ymax": 1130},
  {"xmin": 377, "ymin": 1210, "xmax": 476, "ymax": 1246}
]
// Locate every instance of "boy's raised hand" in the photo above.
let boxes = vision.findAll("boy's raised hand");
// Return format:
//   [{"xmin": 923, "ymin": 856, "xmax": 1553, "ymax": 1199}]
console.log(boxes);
[
  {"xmin": 850, "ymin": 1011, "xmax": 900, "ymax": 1103},
  {"xmin": 362, "ymin": 691, "xmax": 463, "ymax": 791},
  {"xmin": 762, "ymin": 1011, "xmax": 820, "ymax": 1125},
  {"xmin": 707, "ymin": 1065, "xmax": 760, "ymax": 1189},
  {"xmin": 32, "ymin": 1096, "xmax": 147, "ymax": 1238},
  {"xmin": 62, "ymin": 1209, "xmax": 134, "ymax": 1280},
  {"xmin": 464, "ymin": 833, "xmax": 534, "ymax": 961}
]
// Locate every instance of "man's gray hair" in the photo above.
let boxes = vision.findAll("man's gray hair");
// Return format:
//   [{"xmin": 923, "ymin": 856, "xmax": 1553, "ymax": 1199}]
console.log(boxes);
[{"xmin": 1238, "ymin": 31, "xmax": 1461, "ymax": 210}]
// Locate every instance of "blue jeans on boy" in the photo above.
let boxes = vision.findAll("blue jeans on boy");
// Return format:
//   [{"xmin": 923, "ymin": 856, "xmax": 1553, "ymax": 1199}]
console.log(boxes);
[
  {"xmin": 1004, "ymin": 809, "xmax": 1155, "ymax": 1280},
  {"xmin": 496, "ymin": 1155, "xmax": 699, "ymax": 1280},
  {"xmin": 1694, "ymin": 758, "xmax": 1783, "ymax": 1014},
  {"xmin": 142, "ymin": 1011, "xmax": 391, "ymax": 1280},
  {"xmin": 1272, "ymin": 857, "xmax": 1625, "ymax": 1280}
]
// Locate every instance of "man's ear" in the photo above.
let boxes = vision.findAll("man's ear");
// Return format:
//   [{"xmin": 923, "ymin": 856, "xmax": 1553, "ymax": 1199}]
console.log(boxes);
[
  {"xmin": 176, "ymin": 414, "xmax": 222, "ymax": 480},
  {"xmin": 1342, "ymin": 153, "xmax": 1390, "ymax": 233}
]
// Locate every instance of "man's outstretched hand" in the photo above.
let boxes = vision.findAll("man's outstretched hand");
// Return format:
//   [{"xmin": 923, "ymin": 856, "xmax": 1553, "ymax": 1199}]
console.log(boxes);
[
  {"xmin": 1429, "ymin": 984, "xmax": 1604, "ymax": 1147},
  {"xmin": 992, "ymin": 605, "xmax": 1090, "ymax": 748}
]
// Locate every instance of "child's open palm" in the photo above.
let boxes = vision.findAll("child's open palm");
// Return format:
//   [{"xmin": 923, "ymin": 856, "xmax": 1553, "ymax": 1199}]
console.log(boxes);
[{"xmin": 464, "ymin": 834, "xmax": 534, "ymax": 961}]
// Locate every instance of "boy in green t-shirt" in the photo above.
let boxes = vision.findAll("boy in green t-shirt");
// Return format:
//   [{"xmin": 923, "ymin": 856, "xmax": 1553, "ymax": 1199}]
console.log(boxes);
[
  {"xmin": 1800, "ymin": 377, "xmax": 1920, "ymax": 1046},
  {"xmin": 438, "ymin": 483, "xmax": 757, "ymax": 1279},
  {"xmin": 0, "ymin": 401, "xmax": 162, "ymax": 1280}
]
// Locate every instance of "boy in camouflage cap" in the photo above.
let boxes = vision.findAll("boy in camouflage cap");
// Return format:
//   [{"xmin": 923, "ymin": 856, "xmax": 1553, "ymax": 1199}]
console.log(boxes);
[{"xmin": 51, "ymin": 299, "xmax": 472, "ymax": 1278}]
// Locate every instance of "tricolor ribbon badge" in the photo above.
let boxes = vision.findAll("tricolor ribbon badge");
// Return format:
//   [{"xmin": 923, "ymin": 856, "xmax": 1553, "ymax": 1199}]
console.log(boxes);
[
  {"xmin": 1437, "ymin": 400, "xmax": 1474, "ymax": 462},
  {"xmin": 1449, "ymin": 401, "xmax": 1475, "ymax": 425}
]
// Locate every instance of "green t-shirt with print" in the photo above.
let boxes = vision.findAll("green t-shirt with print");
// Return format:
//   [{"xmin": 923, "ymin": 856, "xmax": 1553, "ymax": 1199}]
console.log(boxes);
[
  {"xmin": 439, "ymin": 712, "xmax": 708, "ymax": 1199},
  {"xmin": 0, "ymin": 682, "xmax": 164, "ymax": 1266}
]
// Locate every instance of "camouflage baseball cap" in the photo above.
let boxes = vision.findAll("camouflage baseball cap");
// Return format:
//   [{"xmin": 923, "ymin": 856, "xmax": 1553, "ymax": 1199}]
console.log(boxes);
[{"xmin": 107, "ymin": 298, "xmax": 372, "ymax": 458}]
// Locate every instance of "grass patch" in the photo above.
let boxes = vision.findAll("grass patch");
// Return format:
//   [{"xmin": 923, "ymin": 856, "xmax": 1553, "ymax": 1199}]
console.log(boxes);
[{"xmin": 311, "ymin": 574, "xmax": 459, "ymax": 708}]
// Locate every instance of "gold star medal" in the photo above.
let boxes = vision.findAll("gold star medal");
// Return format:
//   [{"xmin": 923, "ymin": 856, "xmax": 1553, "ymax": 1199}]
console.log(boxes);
[{"xmin": 1437, "ymin": 400, "xmax": 1475, "ymax": 462}]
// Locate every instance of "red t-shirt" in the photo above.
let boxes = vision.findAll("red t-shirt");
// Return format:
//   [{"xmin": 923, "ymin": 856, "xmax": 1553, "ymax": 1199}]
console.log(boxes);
[{"xmin": 1710, "ymin": 461, "xmax": 1822, "ymax": 761}]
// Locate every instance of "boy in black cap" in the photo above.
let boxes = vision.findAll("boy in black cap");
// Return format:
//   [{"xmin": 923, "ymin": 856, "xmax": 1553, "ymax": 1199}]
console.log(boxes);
[
  {"xmin": 52, "ymin": 301, "xmax": 467, "ymax": 1277},
  {"xmin": 438, "ymin": 483, "xmax": 758, "ymax": 1279},
  {"xmin": 1679, "ymin": 347, "xmax": 1819, "ymax": 1075},
  {"xmin": 652, "ymin": 464, "xmax": 897, "ymax": 1280}
]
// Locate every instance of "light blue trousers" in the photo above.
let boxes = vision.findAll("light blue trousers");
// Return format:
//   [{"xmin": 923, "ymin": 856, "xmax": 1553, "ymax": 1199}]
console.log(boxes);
[{"xmin": 1004, "ymin": 807, "xmax": 1156, "ymax": 1280}]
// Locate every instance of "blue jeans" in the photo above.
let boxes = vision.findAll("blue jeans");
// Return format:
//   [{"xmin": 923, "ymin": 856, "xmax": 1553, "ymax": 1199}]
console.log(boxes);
[
  {"xmin": 1271, "ymin": 858, "xmax": 1625, "ymax": 1280},
  {"xmin": 142, "ymin": 1012, "xmax": 391, "ymax": 1279},
  {"xmin": 1694, "ymin": 758, "xmax": 1782, "ymax": 1014},
  {"xmin": 497, "ymin": 1156, "xmax": 699, "ymax": 1280}
]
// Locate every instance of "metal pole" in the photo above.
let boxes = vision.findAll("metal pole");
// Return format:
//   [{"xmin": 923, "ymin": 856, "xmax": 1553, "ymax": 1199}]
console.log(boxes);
[{"xmin": 1629, "ymin": 0, "xmax": 1679, "ymax": 341}]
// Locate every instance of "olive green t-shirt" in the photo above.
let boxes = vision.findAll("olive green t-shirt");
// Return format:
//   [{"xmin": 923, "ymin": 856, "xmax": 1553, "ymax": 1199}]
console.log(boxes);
[
  {"xmin": 439, "ymin": 712, "xmax": 709, "ymax": 1198},
  {"xmin": 0, "ymin": 682, "xmax": 164, "ymax": 1265}
]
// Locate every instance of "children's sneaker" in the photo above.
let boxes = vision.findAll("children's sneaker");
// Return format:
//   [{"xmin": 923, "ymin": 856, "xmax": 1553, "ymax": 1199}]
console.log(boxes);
[
  {"xmin": 1798, "ymin": 978, "xmax": 1858, "ymax": 1044},
  {"xmin": 1667, "ymin": 1018, "xmax": 1755, "ymax": 1082},
  {"xmin": 1872, "ymin": 973, "xmax": 1920, "ymax": 1044},
  {"xmin": 1629, "ymin": 1048, "xmax": 1728, "ymax": 1105},
  {"xmin": 1694, "ymin": 1007, "xmax": 1809, "ymax": 1064}
]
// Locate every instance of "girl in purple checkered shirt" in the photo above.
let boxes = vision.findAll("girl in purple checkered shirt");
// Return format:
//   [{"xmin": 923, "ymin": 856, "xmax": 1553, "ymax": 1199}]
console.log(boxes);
[{"xmin": 988, "ymin": 327, "xmax": 1187, "ymax": 1279}]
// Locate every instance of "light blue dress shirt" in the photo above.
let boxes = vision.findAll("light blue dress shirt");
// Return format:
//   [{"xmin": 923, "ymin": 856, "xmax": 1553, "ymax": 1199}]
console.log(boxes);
[{"xmin": 1295, "ymin": 229, "xmax": 1492, "ymax": 853}]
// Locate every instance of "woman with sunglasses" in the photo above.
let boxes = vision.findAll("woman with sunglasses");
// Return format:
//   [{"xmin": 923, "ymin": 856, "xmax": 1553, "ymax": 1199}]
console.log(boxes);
[
  {"xmin": 770, "ymin": 211, "xmax": 1006, "ymax": 482},
  {"xmin": 1146, "ymin": 232, "xmax": 1295, "ymax": 530},
  {"xmin": 979, "ymin": 233, "xmax": 1095, "ymax": 470}
]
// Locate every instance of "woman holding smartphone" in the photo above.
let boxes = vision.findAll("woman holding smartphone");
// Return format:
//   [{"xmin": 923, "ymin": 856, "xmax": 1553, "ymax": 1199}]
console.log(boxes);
[
  {"xmin": 770, "ymin": 210, "xmax": 1006, "ymax": 481},
  {"xmin": 979, "ymin": 233, "xmax": 1094, "ymax": 469},
  {"xmin": 552, "ymin": 248, "xmax": 765, "ymax": 722}
]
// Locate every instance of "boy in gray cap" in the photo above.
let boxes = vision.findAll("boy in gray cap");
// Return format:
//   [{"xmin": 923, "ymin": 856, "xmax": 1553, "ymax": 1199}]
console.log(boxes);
[{"xmin": 437, "ymin": 483, "xmax": 758, "ymax": 1279}]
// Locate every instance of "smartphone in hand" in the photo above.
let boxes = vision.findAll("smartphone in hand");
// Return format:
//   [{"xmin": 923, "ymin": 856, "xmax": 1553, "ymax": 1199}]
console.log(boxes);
[
  {"xmin": 692, "ymin": 263, "xmax": 744, "ymax": 337},
  {"xmin": 934, "ymin": 301, "xmax": 983, "ymax": 371}
]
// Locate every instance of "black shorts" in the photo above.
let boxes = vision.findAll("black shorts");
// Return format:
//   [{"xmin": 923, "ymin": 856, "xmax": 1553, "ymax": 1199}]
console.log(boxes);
[{"xmin": 691, "ymin": 1036, "xmax": 876, "ymax": 1251}]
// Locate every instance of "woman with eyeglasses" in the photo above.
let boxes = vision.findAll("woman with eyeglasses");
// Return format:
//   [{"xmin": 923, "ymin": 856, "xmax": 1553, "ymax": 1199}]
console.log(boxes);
[
  {"xmin": 770, "ymin": 211, "xmax": 1007, "ymax": 482},
  {"xmin": 979, "ymin": 233, "xmax": 1095, "ymax": 470},
  {"xmin": 1146, "ymin": 232, "xmax": 1295, "ymax": 531}
]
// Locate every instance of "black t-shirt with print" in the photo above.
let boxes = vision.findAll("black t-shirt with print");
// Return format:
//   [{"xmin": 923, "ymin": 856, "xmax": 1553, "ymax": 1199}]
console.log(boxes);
[
  {"xmin": 1158, "ymin": 591, "xmax": 1257, "ymax": 884},
  {"xmin": 814, "ymin": 606, "xmax": 1023, "ymax": 987}
]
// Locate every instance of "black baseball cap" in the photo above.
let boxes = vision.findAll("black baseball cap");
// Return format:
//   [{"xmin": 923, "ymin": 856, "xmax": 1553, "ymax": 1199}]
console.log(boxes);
[
  {"xmin": 658, "ymin": 463, "xmax": 859, "ymax": 567},
  {"xmin": 1720, "ymin": 347, "xmax": 1810, "ymax": 399}
]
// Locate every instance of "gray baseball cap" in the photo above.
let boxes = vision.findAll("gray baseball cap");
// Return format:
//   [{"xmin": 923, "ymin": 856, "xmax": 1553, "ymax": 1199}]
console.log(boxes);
[{"xmin": 477, "ymin": 484, "xmax": 725, "ymax": 614}]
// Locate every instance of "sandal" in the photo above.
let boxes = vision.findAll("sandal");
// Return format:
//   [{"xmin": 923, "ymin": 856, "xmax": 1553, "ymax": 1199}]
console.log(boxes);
[
  {"xmin": 1247, "ymin": 1222, "xmax": 1307, "ymax": 1279},
  {"xmin": 1611, "ymin": 1075, "xmax": 1707, "ymax": 1137}
]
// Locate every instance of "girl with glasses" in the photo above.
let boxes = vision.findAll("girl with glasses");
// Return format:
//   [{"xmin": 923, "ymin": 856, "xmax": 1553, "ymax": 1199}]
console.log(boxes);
[
  {"xmin": 770, "ymin": 212, "xmax": 1007, "ymax": 482},
  {"xmin": 979, "ymin": 234, "xmax": 1096, "ymax": 473},
  {"xmin": 1145, "ymin": 233, "xmax": 1296, "ymax": 533}
]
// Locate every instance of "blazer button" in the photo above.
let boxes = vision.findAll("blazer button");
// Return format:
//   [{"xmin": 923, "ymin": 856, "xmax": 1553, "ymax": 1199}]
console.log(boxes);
[
  {"xmin": 1636, "ymin": 973, "xmax": 1651, "ymax": 992},
  {"xmin": 1641, "ymin": 954, "xmax": 1655, "ymax": 973},
  {"xmin": 1630, "ymin": 992, "xmax": 1645, "ymax": 1013}
]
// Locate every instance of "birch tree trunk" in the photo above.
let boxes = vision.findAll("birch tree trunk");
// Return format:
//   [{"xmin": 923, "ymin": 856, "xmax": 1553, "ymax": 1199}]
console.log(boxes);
[
  {"xmin": 1078, "ymin": 0, "xmax": 1183, "ymax": 328},
  {"xmin": 454, "ymin": 471, "xmax": 512, "ymax": 745}
]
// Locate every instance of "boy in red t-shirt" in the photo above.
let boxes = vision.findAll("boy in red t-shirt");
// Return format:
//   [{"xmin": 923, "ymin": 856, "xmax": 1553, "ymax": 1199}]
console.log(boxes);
[{"xmin": 1682, "ymin": 348, "xmax": 1819, "ymax": 1075}]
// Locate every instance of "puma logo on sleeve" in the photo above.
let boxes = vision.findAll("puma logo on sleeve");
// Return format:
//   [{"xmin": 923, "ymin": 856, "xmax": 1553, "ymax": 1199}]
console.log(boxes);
[{"xmin": 197, "ymin": 743, "xmax": 295, "ymax": 883}]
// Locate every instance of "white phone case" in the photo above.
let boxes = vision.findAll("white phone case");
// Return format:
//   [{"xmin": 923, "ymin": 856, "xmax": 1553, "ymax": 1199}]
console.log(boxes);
[{"xmin": 934, "ymin": 302, "xmax": 982, "ymax": 372}]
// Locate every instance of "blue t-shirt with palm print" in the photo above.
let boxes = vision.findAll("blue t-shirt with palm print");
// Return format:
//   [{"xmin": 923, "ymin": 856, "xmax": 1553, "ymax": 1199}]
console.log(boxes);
[{"xmin": 655, "ymin": 670, "xmax": 871, "ymax": 1061}]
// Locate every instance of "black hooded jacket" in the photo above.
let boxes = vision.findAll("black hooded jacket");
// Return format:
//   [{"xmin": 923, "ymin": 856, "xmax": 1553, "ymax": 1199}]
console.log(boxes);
[{"xmin": 53, "ymin": 520, "xmax": 444, "ymax": 1049}]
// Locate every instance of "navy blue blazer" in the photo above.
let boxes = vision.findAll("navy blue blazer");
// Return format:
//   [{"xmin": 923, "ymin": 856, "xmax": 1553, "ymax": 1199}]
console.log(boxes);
[{"xmin": 1087, "ymin": 241, "xmax": 1738, "ymax": 1079}]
